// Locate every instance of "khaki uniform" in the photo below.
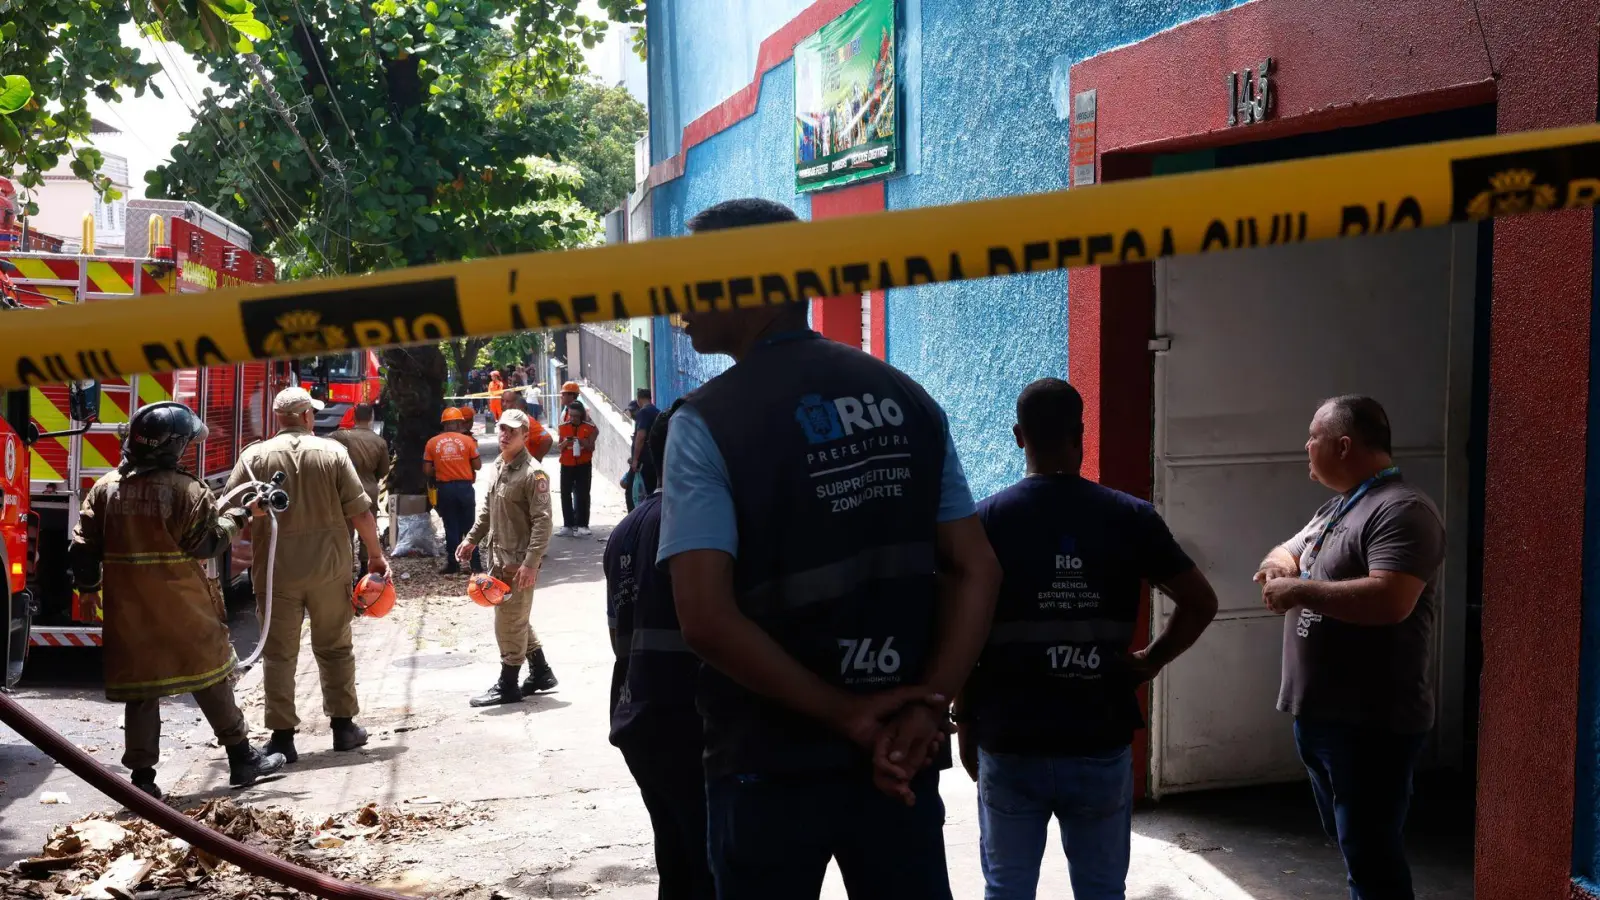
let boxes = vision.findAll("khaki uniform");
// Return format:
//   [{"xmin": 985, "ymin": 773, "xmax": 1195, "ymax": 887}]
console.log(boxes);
[
  {"xmin": 330, "ymin": 426, "xmax": 390, "ymax": 576},
  {"xmin": 226, "ymin": 425, "xmax": 371, "ymax": 731},
  {"xmin": 329, "ymin": 426, "xmax": 390, "ymax": 515},
  {"xmin": 466, "ymin": 448, "xmax": 553, "ymax": 666},
  {"xmin": 69, "ymin": 469, "xmax": 249, "ymax": 769}
]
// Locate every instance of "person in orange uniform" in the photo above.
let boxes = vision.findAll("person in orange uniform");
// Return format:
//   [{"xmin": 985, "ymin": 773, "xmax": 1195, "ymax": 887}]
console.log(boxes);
[
  {"xmin": 559, "ymin": 381, "xmax": 585, "ymax": 424},
  {"xmin": 458, "ymin": 405, "xmax": 477, "ymax": 434},
  {"xmin": 488, "ymin": 371, "xmax": 506, "ymax": 422},
  {"xmin": 425, "ymin": 408, "xmax": 482, "ymax": 574},
  {"xmin": 557, "ymin": 402, "xmax": 599, "ymax": 537},
  {"xmin": 527, "ymin": 413, "xmax": 555, "ymax": 462}
]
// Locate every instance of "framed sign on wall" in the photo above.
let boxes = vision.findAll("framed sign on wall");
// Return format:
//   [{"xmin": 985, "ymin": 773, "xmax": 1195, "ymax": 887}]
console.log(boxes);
[{"xmin": 793, "ymin": 0, "xmax": 900, "ymax": 193}]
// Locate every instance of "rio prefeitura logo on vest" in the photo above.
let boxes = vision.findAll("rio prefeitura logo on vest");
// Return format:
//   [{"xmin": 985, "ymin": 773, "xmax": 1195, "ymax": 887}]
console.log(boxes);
[{"xmin": 796, "ymin": 392, "xmax": 916, "ymax": 514}]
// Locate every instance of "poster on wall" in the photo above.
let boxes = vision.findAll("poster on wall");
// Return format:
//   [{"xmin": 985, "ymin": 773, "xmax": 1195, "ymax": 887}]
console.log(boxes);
[{"xmin": 793, "ymin": 0, "xmax": 899, "ymax": 193}]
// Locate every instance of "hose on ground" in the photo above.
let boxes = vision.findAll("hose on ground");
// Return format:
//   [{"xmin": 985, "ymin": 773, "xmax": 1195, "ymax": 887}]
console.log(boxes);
[{"xmin": 0, "ymin": 691, "xmax": 412, "ymax": 900}]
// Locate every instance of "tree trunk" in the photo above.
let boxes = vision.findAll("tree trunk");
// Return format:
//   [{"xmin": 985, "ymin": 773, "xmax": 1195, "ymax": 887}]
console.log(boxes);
[
  {"xmin": 445, "ymin": 337, "xmax": 489, "ymax": 399},
  {"xmin": 382, "ymin": 346, "xmax": 447, "ymax": 496}
]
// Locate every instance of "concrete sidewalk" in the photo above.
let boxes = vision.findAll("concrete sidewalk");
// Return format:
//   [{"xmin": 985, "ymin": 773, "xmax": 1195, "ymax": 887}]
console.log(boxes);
[{"xmin": 4, "ymin": 457, "xmax": 1472, "ymax": 897}]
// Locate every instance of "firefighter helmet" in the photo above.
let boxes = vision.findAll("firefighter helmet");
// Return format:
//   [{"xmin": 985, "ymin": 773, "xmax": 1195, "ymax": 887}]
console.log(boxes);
[
  {"xmin": 467, "ymin": 573, "xmax": 509, "ymax": 607},
  {"xmin": 122, "ymin": 401, "xmax": 204, "ymax": 473},
  {"xmin": 352, "ymin": 573, "xmax": 397, "ymax": 618},
  {"xmin": 560, "ymin": 381, "xmax": 580, "ymax": 394},
  {"xmin": 441, "ymin": 407, "xmax": 464, "ymax": 423}
]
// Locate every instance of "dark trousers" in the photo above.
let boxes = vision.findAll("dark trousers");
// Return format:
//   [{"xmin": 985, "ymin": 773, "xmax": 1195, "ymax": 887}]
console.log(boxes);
[
  {"xmin": 561, "ymin": 462, "xmax": 592, "ymax": 528},
  {"xmin": 622, "ymin": 470, "xmax": 637, "ymax": 513},
  {"xmin": 435, "ymin": 480, "xmax": 479, "ymax": 570},
  {"xmin": 619, "ymin": 736, "xmax": 714, "ymax": 900},
  {"xmin": 706, "ymin": 768, "xmax": 952, "ymax": 900},
  {"xmin": 1293, "ymin": 718, "xmax": 1428, "ymax": 900}
]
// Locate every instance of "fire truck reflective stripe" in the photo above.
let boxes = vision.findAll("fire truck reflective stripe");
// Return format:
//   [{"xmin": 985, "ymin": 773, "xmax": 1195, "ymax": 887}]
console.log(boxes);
[
  {"xmin": 28, "ymin": 386, "xmax": 70, "ymax": 482},
  {"xmin": 137, "ymin": 374, "xmax": 174, "ymax": 407},
  {"xmin": 141, "ymin": 263, "xmax": 173, "ymax": 294},
  {"xmin": 28, "ymin": 629, "xmax": 103, "ymax": 648},
  {"xmin": 80, "ymin": 433, "xmax": 120, "ymax": 470},
  {"xmin": 86, "ymin": 261, "xmax": 133, "ymax": 295},
  {"xmin": 7, "ymin": 258, "xmax": 75, "ymax": 305},
  {"xmin": 98, "ymin": 390, "xmax": 131, "ymax": 425}
]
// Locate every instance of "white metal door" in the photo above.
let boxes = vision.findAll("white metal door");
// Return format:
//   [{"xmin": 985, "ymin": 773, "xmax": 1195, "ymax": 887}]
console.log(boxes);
[{"xmin": 1149, "ymin": 225, "xmax": 1476, "ymax": 794}]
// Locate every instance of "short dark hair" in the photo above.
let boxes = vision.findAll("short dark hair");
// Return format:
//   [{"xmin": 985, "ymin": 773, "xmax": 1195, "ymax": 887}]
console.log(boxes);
[
  {"xmin": 1319, "ymin": 395, "xmax": 1392, "ymax": 454},
  {"xmin": 637, "ymin": 388, "xmax": 652, "ymax": 401},
  {"xmin": 687, "ymin": 198, "xmax": 799, "ymax": 233},
  {"xmin": 352, "ymin": 403, "xmax": 374, "ymax": 422},
  {"xmin": 1016, "ymin": 378, "xmax": 1084, "ymax": 448},
  {"xmin": 643, "ymin": 401, "xmax": 679, "ymax": 494}
]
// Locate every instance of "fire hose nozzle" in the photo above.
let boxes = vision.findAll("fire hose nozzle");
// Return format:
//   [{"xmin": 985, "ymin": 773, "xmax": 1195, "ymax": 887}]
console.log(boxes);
[{"xmin": 240, "ymin": 471, "xmax": 291, "ymax": 513}]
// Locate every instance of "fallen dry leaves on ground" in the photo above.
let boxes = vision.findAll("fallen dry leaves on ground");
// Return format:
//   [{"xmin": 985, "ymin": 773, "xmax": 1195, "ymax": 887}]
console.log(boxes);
[{"xmin": 0, "ymin": 798, "xmax": 486, "ymax": 899}]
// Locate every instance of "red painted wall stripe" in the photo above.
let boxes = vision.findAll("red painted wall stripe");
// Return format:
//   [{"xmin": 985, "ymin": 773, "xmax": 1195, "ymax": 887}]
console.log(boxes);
[
  {"xmin": 808, "ymin": 181, "xmax": 885, "ymax": 346},
  {"xmin": 647, "ymin": 0, "xmax": 863, "ymax": 189}
]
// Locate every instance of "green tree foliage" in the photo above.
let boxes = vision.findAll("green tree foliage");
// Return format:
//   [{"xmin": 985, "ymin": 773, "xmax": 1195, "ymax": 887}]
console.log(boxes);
[
  {"xmin": 142, "ymin": 0, "xmax": 640, "ymax": 493},
  {"xmin": 0, "ymin": 1, "xmax": 163, "ymax": 213},
  {"xmin": 542, "ymin": 78, "xmax": 646, "ymax": 215}
]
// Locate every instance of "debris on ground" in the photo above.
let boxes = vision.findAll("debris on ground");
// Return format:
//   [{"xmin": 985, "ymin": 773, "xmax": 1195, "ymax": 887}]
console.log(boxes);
[{"xmin": 0, "ymin": 798, "xmax": 486, "ymax": 899}]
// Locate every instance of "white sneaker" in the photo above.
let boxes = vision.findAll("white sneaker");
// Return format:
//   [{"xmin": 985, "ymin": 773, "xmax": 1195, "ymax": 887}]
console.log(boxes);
[
  {"xmin": 575, "ymin": 527, "xmax": 592, "ymax": 537},
  {"xmin": 555, "ymin": 526, "xmax": 573, "ymax": 537}
]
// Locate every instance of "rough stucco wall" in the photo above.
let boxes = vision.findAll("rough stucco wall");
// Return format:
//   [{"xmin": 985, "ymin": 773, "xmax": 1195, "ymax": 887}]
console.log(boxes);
[
  {"xmin": 882, "ymin": 0, "xmax": 1248, "ymax": 500},
  {"xmin": 647, "ymin": 0, "xmax": 813, "ymax": 163},
  {"xmin": 650, "ymin": 60, "xmax": 813, "ymax": 408}
]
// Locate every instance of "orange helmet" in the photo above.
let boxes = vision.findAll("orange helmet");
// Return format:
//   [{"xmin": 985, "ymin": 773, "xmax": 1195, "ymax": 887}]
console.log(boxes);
[
  {"xmin": 561, "ymin": 381, "xmax": 580, "ymax": 394},
  {"xmin": 467, "ymin": 574, "xmax": 510, "ymax": 608},
  {"xmin": 490, "ymin": 370, "xmax": 502, "ymax": 379},
  {"xmin": 441, "ymin": 407, "xmax": 464, "ymax": 423},
  {"xmin": 457, "ymin": 404, "xmax": 476, "ymax": 421},
  {"xmin": 352, "ymin": 574, "xmax": 397, "ymax": 618}
]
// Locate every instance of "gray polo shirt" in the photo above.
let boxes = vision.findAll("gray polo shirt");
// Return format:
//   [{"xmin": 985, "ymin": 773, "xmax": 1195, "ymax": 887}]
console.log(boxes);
[{"xmin": 1277, "ymin": 475, "xmax": 1445, "ymax": 734}]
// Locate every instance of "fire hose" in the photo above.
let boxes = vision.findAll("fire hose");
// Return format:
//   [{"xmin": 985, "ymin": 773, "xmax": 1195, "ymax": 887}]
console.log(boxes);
[
  {"xmin": 218, "ymin": 458, "xmax": 286, "ymax": 671},
  {"xmin": 0, "ymin": 692, "xmax": 412, "ymax": 900},
  {"xmin": 0, "ymin": 463, "xmax": 412, "ymax": 898}
]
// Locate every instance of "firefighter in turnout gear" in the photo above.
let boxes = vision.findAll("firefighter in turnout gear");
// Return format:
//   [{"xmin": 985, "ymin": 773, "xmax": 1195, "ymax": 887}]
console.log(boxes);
[
  {"xmin": 458, "ymin": 409, "xmax": 558, "ymax": 707},
  {"xmin": 68, "ymin": 401, "xmax": 287, "ymax": 799},
  {"xmin": 226, "ymin": 388, "xmax": 388, "ymax": 762}
]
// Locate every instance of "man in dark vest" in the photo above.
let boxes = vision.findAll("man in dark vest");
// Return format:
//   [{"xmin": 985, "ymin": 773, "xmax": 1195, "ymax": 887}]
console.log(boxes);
[
  {"xmin": 606, "ymin": 403, "xmax": 713, "ymax": 900},
  {"xmin": 961, "ymin": 379, "xmax": 1218, "ymax": 899},
  {"xmin": 660, "ymin": 198, "xmax": 1001, "ymax": 898}
]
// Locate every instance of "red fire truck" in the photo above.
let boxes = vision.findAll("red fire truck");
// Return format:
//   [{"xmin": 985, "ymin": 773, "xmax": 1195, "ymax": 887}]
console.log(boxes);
[
  {"xmin": 0, "ymin": 207, "xmax": 292, "ymax": 687},
  {"xmin": 299, "ymin": 348, "xmax": 383, "ymax": 434}
]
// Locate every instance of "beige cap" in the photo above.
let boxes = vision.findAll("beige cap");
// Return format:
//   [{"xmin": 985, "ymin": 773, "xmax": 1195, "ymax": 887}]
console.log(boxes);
[
  {"xmin": 496, "ymin": 409, "xmax": 531, "ymax": 430},
  {"xmin": 273, "ymin": 387, "xmax": 325, "ymax": 414}
]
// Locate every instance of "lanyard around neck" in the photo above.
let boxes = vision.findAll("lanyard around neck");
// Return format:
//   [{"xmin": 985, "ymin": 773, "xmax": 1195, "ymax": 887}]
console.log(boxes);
[{"xmin": 1299, "ymin": 466, "xmax": 1400, "ymax": 578}]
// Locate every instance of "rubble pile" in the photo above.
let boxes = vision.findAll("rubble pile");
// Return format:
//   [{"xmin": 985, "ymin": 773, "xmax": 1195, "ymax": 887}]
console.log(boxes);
[{"xmin": 0, "ymin": 798, "xmax": 479, "ymax": 899}]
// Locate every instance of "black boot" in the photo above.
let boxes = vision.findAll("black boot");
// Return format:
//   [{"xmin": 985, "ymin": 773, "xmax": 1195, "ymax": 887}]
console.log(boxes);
[
  {"xmin": 521, "ymin": 649, "xmax": 559, "ymax": 694},
  {"xmin": 438, "ymin": 560, "xmax": 461, "ymax": 575},
  {"xmin": 265, "ymin": 729, "xmax": 299, "ymax": 764},
  {"xmin": 130, "ymin": 768, "xmax": 163, "ymax": 800},
  {"xmin": 471, "ymin": 665, "xmax": 524, "ymax": 707},
  {"xmin": 331, "ymin": 717, "xmax": 368, "ymax": 752},
  {"xmin": 226, "ymin": 742, "xmax": 287, "ymax": 787}
]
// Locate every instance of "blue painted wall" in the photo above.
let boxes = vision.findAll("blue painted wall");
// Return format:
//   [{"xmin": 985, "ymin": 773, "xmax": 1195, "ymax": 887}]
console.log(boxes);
[
  {"xmin": 1573, "ymin": 211, "xmax": 1600, "ymax": 893},
  {"xmin": 646, "ymin": 0, "xmax": 1251, "ymax": 499}
]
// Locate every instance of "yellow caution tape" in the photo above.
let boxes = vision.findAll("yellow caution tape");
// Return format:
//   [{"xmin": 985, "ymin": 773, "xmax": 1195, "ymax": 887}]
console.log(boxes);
[{"xmin": 5, "ymin": 123, "xmax": 1600, "ymax": 391}]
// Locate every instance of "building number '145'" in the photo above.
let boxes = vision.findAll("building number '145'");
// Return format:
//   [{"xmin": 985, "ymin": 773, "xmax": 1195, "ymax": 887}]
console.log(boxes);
[
  {"xmin": 1048, "ymin": 645, "xmax": 1101, "ymax": 671},
  {"xmin": 838, "ymin": 637, "xmax": 901, "ymax": 676}
]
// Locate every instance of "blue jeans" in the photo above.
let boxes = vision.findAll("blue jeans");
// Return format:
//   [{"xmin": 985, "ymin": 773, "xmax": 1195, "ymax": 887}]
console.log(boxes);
[
  {"xmin": 435, "ymin": 481, "xmax": 479, "ymax": 571},
  {"xmin": 977, "ymin": 746, "xmax": 1133, "ymax": 900},
  {"xmin": 1293, "ymin": 719, "xmax": 1428, "ymax": 900},
  {"xmin": 706, "ymin": 768, "xmax": 952, "ymax": 900}
]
